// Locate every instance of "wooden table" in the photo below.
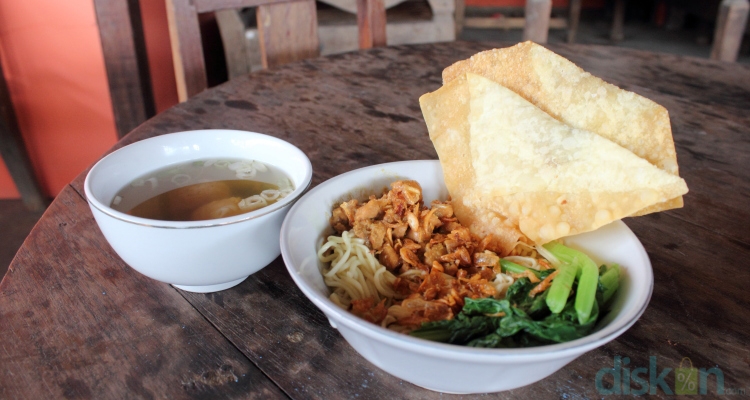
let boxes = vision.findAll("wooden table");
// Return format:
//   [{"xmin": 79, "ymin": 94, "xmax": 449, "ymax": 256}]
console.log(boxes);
[{"xmin": 2, "ymin": 41, "xmax": 749, "ymax": 399}]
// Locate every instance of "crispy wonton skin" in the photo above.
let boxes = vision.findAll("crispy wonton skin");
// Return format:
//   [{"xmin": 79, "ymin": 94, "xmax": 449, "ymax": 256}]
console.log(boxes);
[
  {"xmin": 419, "ymin": 74, "xmax": 525, "ymax": 255},
  {"xmin": 420, "ymin": 73, "xmax": 689, "ymax": 245},
  {"xmin": 442, "ymin": 41, "xmax": 683, "ymax": 214},
  {"xmin": 462, "ymin": 73, "xmax": 688, "ymax": 244}
]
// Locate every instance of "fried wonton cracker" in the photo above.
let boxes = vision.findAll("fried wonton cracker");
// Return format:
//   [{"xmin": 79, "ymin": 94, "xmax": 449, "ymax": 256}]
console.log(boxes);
[
  {"xmin": 419, "ymin": 74, "xmax": 524, "ymax": 254},
  {"xmin": 419, "ymin": 73, "xmax": 689, "ymax": 247},
  {"xmin": 461, "ymin": 73, "xmax": 687, "ymax": 244},
  {"xmin": 443, "ymin": 41, "xmax": 682, "ymax": 215}
]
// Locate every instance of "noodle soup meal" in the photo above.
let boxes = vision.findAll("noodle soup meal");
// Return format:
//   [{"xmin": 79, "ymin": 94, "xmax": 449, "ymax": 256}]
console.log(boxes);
[
  {"xmin": 317, "ymin": 42, "xmax": 688, "ymax": 348},
  {"xmin": 318, "ymin": 180, "xmax": 622, "ymax": 347},
  {"xmin": 111, "ymin": 158, "xmax": 294, "ymax": 221}
]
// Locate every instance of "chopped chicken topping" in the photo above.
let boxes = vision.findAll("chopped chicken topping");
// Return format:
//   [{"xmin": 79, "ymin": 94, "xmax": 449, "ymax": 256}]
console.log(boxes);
[{"xmin": 327, "ymin": 180, "xmax": 500, "ymax": 330}]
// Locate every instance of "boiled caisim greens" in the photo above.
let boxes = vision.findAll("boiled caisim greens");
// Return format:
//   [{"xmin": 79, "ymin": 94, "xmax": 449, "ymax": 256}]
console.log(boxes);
[{"xmin": 410, "ymin": 243, "xmax": 620, "ymax": 347}]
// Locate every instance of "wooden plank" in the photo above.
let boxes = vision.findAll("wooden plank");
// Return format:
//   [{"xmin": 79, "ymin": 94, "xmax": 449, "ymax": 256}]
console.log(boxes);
[
  {"xmin": 318, "ymin": 0, "xmax": 407, "ymax": 14},
  {"xmin": 166, "ymin": 0, "xmax": 207, "ymax": 102},
  {"xmin": 194, "ymin": 0, "xmax": 297, "ymax": 13},
  {"xmin": 0, "ymin": 186, "xmax": 287, "ymax": 398},
  {"xmin": 464, "ymin": 16, "xmax": 566, "ymax": 30},
  {"xmin": 523, "ymin": 0, "xmax": 552, "ymax": 43},
  {"xmin": 215, "ymin": 9, "xmax": 254, "ymax": 79},
  {"xmin": 0, "ymin": 61, "xmax": 47, "ymax": 211},
  {"xmin": 93, "ymin": 0, "xmax": 155, "ymax": 137},
  {"xmin": 257, "ymin": 0, "xmax": 320, "ymax": 68},
  {"xmin": 319, "ymin": 21, "xmax": 451, "ymax": 56},
  {"xmin": 318, "ymin": 0, "xmax": 453, "ymax": 55},
  {"xmin": 356, "ymin": 0, "xmax": 388, "ymax": 48},
  {"xmin": 454, "ymin": 0, "xmax": 466, "ymax": 35},
  {"xmin": 710, "ymin": 0, "xmax": 750, "ymax": 61}
]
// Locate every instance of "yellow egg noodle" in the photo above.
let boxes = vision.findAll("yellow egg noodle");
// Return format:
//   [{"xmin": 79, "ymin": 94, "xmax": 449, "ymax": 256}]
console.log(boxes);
[{"xmin": 317, "ymin": 230, "xmax": 397, "ymax": 309}]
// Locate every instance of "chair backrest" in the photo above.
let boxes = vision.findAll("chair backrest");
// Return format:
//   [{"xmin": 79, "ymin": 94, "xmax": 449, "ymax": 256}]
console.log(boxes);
[
  {"xmin": 356, "ymin": 0, "xmax": 387, "ymax": 48},
  {"xmin": 94, "ymin": 0, "xmax": 155, "ymax": 137},
  {"xmin": 166, "ymin": 0, "xmax": 322, "ymax": 102}
]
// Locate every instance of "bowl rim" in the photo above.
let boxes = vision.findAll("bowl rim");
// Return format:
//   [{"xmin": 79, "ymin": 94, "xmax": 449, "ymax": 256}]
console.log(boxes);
[
  {"xmin": 281, "ymin": 159, "xmax": 654, "ymax": 362},
  {"xmin": 84, "ymin": 129, "xmax": 313, "ymax": 229}
]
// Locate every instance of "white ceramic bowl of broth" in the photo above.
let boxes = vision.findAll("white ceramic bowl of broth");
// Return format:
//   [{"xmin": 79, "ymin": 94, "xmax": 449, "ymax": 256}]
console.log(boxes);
[
  {"xmin": 279, "ymin": 160, "xmax": 653, "ymax": 394},
  {"xmin": 84, "ymin": 129, "xmax": 312, "ymax": 293}
]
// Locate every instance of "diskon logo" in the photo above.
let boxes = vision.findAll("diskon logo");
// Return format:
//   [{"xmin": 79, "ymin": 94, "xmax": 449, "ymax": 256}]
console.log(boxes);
[{"xmin": 595, "ymin": 356, "xmax": 725, "ymax": 395}]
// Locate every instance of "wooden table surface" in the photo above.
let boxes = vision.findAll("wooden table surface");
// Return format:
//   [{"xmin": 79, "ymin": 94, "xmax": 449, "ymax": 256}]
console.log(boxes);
[{"xmin": 2, "ymin": 41, "xmax": 749, "ymax": 399}]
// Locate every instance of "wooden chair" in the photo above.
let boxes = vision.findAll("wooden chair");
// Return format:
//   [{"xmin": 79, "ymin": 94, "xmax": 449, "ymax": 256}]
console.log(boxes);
[
  {"xmin": 0, "ymin": 62, "xmax": 47, "ymax": 211},
  {"xmin": 167, "ymin": 0, "xmax": 388, "ymax": 102},
  {"xmin": 93, "ymin": 0, "xmax": 156, "ymax": 138},
  {"xmin": 214, "ymin": 0, "xmax": 408, "ymax": 81},
  {"xmin": 356, "ymin": 0, "xmax": 388, "ymax": 48},
  {"xmin": 315, "ymin": 0, "xmax": 454, "ymax": 56}
]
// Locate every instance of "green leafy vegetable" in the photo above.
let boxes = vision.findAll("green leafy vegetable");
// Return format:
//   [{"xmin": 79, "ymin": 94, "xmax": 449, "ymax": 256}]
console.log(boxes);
[
  {"xmin": 409, "ymin": 244, "xmax": 620, "ymax": 348},
  {"xmin": 410, "ymin": 297, "xmax": 599, "ymax": 347},
  {"xmin": 599, "ymin": 263, "xmax": 620, "ymax": 304},
  {"xmin": 544, "ymin": 254, "xmax": 578, "ymax": 314},
  {"xmin": 543, "ymin": 242, "xmax": 600, "ymax": 324},
  {"xmin": 500, "ymin": 259, "xmax": 541, "ymax": 278},
  {"xmin": 407, "ymin": 313, "xmax": 499, "ymax": 344},
  {"xmin": 505, "ymin": 277, "xmax": 550, "ymax": 317}
]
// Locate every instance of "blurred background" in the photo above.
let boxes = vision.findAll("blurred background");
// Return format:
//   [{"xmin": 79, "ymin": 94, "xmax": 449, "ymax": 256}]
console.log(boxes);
[{"xmin": 1, "ymin": 0, "xmax": 748, "ymax": 277}]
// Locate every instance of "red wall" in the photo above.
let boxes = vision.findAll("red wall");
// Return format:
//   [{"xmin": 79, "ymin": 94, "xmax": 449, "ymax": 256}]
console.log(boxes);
[
  {"xmin": 140, "ymin": 0, "xmax": 179, "ymax": 114},
  {"xmin": 0, "ymin": 0, "xmax": 178, "ymax": 200},
  {"xmin": 0, "ymin": 1, "xmax": 119, "ymax": 198}
]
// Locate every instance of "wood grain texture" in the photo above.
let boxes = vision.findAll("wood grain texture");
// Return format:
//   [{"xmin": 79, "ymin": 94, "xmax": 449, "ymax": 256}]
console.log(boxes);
[
  {"xmin": 316, "ymin": 0, "xmax": 454, "ymax": 56},
  {"xmin": 464, "ymin": 16, "xmax": 567, "ymax": 30},
  {"xmin": 356, "ymin": 0, "xmax": 388, "ymax": 48},
  {"xmin": 257, "ymin": 0, "xmax": 320, "ymax": 69},
  {"xmin": 166, "ymin": 0, "xmax": 207, "ymax": 102},
  {"xmin": 193, "ymin": 0, "xmax": 296, "ymax": 13},
  {"xmin": 215, "ymin": 9, "xmax": 253, "ymax": 79},
  {"xmin": 93, "ymin": 0, "xmax": 156, "ymax": 136},
  {"xmin": 7, "ymin": 42, "xmax": 750, "ymax": 398},
  {"xmin": 0, "ymin": 187, "xmax": 287, "ymax": 399},
  {"xmin": 169, "ymin": 0, "xmax": 319, "ymax": 98}
]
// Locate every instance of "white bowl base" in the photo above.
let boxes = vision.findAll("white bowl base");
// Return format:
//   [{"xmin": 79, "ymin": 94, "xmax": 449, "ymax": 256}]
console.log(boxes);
[{"xmin": 172, "ymin": 276, "xmax": 248, "ymax": 293}]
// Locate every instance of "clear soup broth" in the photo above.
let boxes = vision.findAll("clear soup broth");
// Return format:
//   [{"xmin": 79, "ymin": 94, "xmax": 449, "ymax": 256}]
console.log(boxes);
[{"xmin": 111, "ymin": 159, "xmax": 294, "ymax": 221}]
